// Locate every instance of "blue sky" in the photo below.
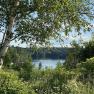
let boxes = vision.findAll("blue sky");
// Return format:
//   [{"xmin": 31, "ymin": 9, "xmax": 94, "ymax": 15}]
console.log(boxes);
[
  {"xmin": 0, "ymin": 17, "xmax": 94, "ymax": 48},
  {"xmin": 51, "ymin": 30, "xmax": 94, "ymax": 47},
  {"xmin": 0, "ymin": 24, "xmax": 94, "ymax": 48},
  {"xmin": 9, "ymin": 27, "xmax": 94, "ymax": 48}
]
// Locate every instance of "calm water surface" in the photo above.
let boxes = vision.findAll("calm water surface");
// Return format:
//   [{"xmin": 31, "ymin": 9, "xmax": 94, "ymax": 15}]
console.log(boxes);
[{"xmin": 32, "ymin": 59, "xmax": 65, "ymax": 68}]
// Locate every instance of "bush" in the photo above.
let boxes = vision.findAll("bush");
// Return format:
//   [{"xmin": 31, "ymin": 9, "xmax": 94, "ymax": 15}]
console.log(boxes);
[
  {"xmin": 78, "ymin": 39, "xmax": 94, "ymax": 61},
  {"xmin": 68, "ymin": 79, "xmax": 94, "ymax": 94},
  {"xmin": 77, "ymin": 57, "xmax": 94, "ymax": 84},
  {"xmin": 31, "ymin": 67, "xmax": 77, "ymax": 94},
  {"xmin": 0, "ymin": 69, "xmax": 36, "ymax": 94},
  {"xmin": 18, "ymin": 62, "xmax": 33, "ymax": 81}
]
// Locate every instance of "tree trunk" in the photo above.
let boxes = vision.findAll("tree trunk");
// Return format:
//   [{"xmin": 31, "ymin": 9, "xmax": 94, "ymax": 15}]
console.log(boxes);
[
  {"xmin": 0, "ymin": 0, "xmax": 19, "ymax": 68},
  {"xmin": 0, "ymin": 17, "xmax": 14, "ymax": 68}
]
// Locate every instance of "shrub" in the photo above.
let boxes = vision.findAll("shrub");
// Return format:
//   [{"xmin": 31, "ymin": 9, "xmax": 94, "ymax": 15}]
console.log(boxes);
[
  {"xmin": 31, "ymin": 67, "xmax": 77, "ymax": 94},
  {"xmin": 68, "ymin": 79, "xmax": 94, "ymax": 94},
  {"xmin": 77, "ymin": 57, "xmax": 94, "ymax": 84},
  {"xmin": 79, "ymin": 40, "xmax": 94, "ymax": 61},
  {"xmin": 0, "ymin": 69, "xmax": 36, "ymax": 94}
]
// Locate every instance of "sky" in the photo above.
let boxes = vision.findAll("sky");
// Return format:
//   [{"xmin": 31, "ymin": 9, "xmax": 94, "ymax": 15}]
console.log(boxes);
[
  {"xmin": 0, "ymin": 11, "xmax": 94, "ymax": 48},
  {"xmin": 0, "ymin": 23, "xmax": 94, "ymax": 48},
  {"xmin": 51, "ymin": 30, "xmax": 94, "ymax": 47},
  {"xmin": 0, "ymin": 24, "xmax": 94, "ymax": 48},
  {"xmin": 0, "ymin": 1, "xmax": 94, "ymax": 48},
  {"xmin": 10, "ymin": 8, "xmax": 94, "ymax": 48},
  {"xmin": 10, "ymin": 28, "xmax": 94, "ymax": 47}
]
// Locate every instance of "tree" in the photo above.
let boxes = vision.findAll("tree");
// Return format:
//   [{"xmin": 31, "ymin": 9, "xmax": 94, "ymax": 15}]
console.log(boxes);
[
  {"xmin": 79, "ymin": 38, "xmax": 94, "ymax": 61},
  {"xmin": 0, "ymin": 0, "xmax": 93, "ymax": 67}
]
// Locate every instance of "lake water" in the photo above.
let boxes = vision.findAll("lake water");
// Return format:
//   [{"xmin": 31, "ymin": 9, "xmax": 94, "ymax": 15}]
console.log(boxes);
[{"xmin": 32, "ymin": 59, "xmax": 65, "ymax": 69}]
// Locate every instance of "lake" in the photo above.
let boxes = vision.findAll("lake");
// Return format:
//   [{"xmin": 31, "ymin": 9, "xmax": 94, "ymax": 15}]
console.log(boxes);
[{"xmin": 32, "ymin": 59, "xmax": 65, "ymax": 69}]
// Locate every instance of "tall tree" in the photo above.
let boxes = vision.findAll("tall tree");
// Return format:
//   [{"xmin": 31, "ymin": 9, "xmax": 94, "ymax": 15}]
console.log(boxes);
[{"xmin": 0, "ymin": 0, "xmax": 93, "ymax": 67}]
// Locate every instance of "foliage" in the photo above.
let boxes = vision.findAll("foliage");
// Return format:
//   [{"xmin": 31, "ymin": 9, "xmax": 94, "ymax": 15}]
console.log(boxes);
[
  {"xmin": 31, "ymin": 47, "xmax": 68, "ymax": 59},
  {"xmin": 63, "ymin": 40, "xmax": 81, "ymax": 69},
  {"xmin": 18, "ymin": 61, "xmax": 34, "ymax": 81},
  {"xmin": 79, "ymin": 39, "xmax": 94, "ymax": 61},
  {"xmin": 1, "ymin": 57, "xmax": 94, "ymax": 94},
  {"xmin": 28, "ymin": 62, "xmax": 94, "ymax": 94},
  {"xmin": 4, "ymin": 47, "xmax": 71, "ymax": 61},
  {"xmin": 68, "ymin": 79, "xmax": 94, "ymax": 94},
  {"xmin": 64, "ymin": 53, "xmax": 76, "ymax": 69},
  {"xmin": 77, "ymin": 57, "xmax": 94, "ymax": 84},
  {"xmin": 1, "ymin": 37, "xmax": 94, "ymax": 94},
  {"xmin": 3, "ymin": 46, "xmax": 32, "ymax": 68},
  {"xmin": 27, "ymin": 64, "xmax": 78, "ymax": 94},
  {"xmin": 0, "ymin": 69, "xmax": 36, "ymax": 94},
  {"xmin": 0, "ymin": 0, "xmax": 93, "ymax": 45},
  {"xmin": 64, "ymin": 38, "xmax": 94, "ymax": 69},
  {"xmin": 79, "ymin": 57, "xmax": 94, "ymax": 72}
]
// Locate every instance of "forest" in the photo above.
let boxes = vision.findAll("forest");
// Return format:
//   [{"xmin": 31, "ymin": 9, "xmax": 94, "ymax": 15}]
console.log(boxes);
[
  {"xmin": 5, "ymin": 46, "xmax": 72, "ymax": 60},
  {"xmin": 0, "ymin": 0, "xmax": 94, "ymax": 94}
]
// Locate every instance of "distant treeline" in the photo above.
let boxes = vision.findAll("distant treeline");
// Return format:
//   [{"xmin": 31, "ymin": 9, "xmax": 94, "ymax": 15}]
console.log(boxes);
[
  {"xmin": 31, "ymin": 47, "xmax": 73, "ymax": 59},
  {"xmin": 7, "ymin": 46, "xmax": 74, "ymax": 60}
]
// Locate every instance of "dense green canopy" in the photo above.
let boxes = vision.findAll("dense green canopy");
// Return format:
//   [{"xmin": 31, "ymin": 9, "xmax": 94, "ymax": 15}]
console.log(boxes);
[{"xmin": 0, "ymin": 0, "xmax": 94, "ymax": 45}]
